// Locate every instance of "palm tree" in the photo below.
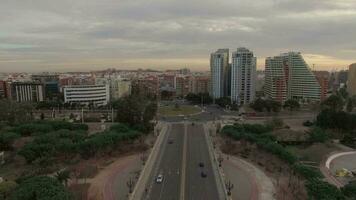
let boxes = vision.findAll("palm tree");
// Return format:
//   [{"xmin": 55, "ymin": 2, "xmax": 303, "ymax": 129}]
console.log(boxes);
[{"xmin": 55, "ymin": 170, "xmax": 71, "ymax": 187}]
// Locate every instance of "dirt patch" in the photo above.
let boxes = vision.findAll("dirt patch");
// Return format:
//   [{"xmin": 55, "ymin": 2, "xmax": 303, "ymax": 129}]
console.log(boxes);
[
  {"xmin": 87, "ymin": 154, "xmax": 140, "ymax": 200},
  {"xmin": 287, "ymin": 143, "xmax": 343, "ymax": 163},
  {"xmin": 69, "ymin": 183, "xmax": 90, "ymax": 200}
]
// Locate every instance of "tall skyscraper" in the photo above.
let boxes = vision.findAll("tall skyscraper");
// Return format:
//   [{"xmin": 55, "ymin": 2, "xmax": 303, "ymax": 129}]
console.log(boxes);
[
  {"xmin": 210, "ymin": 49, "xmax": 229, "ymax": 99},
  {"xmin": 348, "ymin": 63, "xmax": 356, "ymax": 97},
  {"xmin": 230, "ymin": 47, "xmax": 256, "ymax": 105},
  {"xmin": 265, "ymin": 52, "xmax": 321, "ymax": 103}
]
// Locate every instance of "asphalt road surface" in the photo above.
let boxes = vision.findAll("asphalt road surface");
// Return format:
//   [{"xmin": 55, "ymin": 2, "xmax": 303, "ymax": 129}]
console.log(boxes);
[
  {"xmin": 146, "ymin": 123, "xmax": 220, "ymax": 200},
  {"xmin": 147, "ymin": 123, "xmax": 184, "ymax": 200},
  {"xmin": 185, "ymin": 124, "xmax": 220, "ymax": 200}
]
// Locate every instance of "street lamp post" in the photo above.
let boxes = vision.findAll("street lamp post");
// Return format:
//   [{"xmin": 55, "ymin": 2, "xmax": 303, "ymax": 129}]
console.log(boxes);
[
  {"xmin": 217, "ymin": 154, "xmax": 224, "ymax": 167},
  {"xmin": 126, "ymin": 177, "xmax": 135, "ymax": 194},
  {"xmin": 225, "ymin": 180, "xmax": 234, "ymax": 196}
]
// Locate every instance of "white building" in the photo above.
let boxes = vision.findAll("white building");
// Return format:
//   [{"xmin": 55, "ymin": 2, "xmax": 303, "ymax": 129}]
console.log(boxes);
[
  {"xmin": 9, "ymin": 82, "xmax": 44, "ymax": 102},
  {"xmin": 63, "ymin": 84, "xmax": 110, "ymax": 107},
  {"xmin": 95, "ymin": 77, "xmax": 131, "ymax": 101},
  {"xmin": 265, "ymin": 52, "xmax": 321, "ymax": 103},
  {"xmin": 210, "ymin": 49, "xmax": 229, "ymax": 98},
  {"xmin": 231, "ymin": 48, "xmax": 256, "ymax": 105}
]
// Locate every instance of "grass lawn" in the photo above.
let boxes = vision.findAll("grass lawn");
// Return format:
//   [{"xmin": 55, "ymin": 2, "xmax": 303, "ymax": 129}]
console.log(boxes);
[
  {"xmin": 286, "ymin": 143, "xmax": 343, "ymax": 163},
  {"xmin": 159, "ymin": 105, "xmax": 201, "ymax": 116}
]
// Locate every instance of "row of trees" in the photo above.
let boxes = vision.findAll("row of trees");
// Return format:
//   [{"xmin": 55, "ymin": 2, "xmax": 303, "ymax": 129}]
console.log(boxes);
[
  {"xmin": 250, "ymin": 98, "xmax": 301, "ymax": 113},
  {"xmin": 185, "ymin": 93, "xmax": 213, "ymax": 105},
  {"xmin": 220, "ymin": 123, "xmax": 352, "ymax": 199},
  {"xmin": 8, "ymin": 176, "xmax": 72, "ymax": 200},
  {"xmin": 112, "ymin": 95, "xmax": 157, "ymax": 133},
  {"xmin": 0, "ymin": 100, "xmax": 34, "ymax": 125},
  {"xmin": 249, "ymin": 98, "xmax": 282, "ymax": 112},
  {"xmin": 18, "ymin": 123, "xmax": 142, "ymax": 163}
]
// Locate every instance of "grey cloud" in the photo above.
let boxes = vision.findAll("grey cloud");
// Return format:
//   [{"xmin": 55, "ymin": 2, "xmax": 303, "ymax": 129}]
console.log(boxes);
[{"xmin": 0, "ymin": 0, "xmax": 355, "ymax": 72}]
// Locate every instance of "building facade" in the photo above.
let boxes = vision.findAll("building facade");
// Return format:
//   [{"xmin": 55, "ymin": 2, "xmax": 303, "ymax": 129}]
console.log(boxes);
[
  {"xmin": 230, "ymin": 48, "xmax": 256, "ymax": 105},
  {"xmin": 95, "ymin": 77, "xmax": 132, "ymax": 101},
  {"xmin": 265, "ymin": 52, "xmax": 321, "ymax": 103},
  {"xmin": 32, "ymin": 74, "xmax": 60, "ymax": 100},
  {"xmin": 0, "ymin": 81, "xmax": 5, "ymax": 99},
  {"xmin": 314, "ymin": 71, "xmax": 330, "ymax": 101},
  {"xmin": 348, "ymin": 63, "xmax": 356, "ymax": 97},
  {"xmin": 63, "ymin": 84, "xmax": 110, "ymax": 107},
  {"xmin": 210, "ymin": 49, "xmax": 229, "ymax": 98},
  {"xmin": 175, "ymin": 75, "xmax": 192, "ymax": 97},
  {"xmin": 193, "ymin": 76, "xmax": 210, "ymax": 94},
  {"xmin": 132, "ymin": 76, "xmax": 159, "ymax": 99},
  {"xmin": 7, "ymin": 82, "xmax": 45, "ymax": 102}
]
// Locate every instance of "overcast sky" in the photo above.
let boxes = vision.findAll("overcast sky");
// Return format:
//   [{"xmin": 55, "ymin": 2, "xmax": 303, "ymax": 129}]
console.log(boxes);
[{"xmin": 0, "ymin": 0, "xmax": 355, "ymax": 72}]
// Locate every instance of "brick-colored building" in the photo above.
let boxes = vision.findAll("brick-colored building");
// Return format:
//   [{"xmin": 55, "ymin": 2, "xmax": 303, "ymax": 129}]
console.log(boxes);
[
  {"xmin": 314, "ymin": 71, "xmax": 330, "ymax": 101},
  {"xmin": 175, "ymin": 75, "xmax": 192, "ymax": 97},
  {"xmin": 132, "ymin": 76, "xmax": 159, "ymax": 99}
]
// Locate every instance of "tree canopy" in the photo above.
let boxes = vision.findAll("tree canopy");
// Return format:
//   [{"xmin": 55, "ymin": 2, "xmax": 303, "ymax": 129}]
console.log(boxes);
[
  {"xmin": 250, "ymin": 98, "xmax": 282, "ymax": 112},
  {"xmin": 10, "ymin": 176, "xmax": 72, "ymax": 200}
]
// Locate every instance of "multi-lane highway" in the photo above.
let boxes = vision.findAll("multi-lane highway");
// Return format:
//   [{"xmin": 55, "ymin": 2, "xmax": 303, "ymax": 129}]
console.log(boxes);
[
  {"xmin": 146, "ymin": 123, "xmax": 184, "ymax": 200},
  {"xmin": 185, "ymin": 124, "xmax": 220, "ymax": 200},
  {"xmin": 145, "ymin": 123, "xmax": 222, "ymax": 200}
]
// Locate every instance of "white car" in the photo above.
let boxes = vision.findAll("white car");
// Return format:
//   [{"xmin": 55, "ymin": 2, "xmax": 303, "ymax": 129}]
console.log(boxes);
[{"xmin": 156, "ymin": 174, "xmax": 163, "ymax": 183}]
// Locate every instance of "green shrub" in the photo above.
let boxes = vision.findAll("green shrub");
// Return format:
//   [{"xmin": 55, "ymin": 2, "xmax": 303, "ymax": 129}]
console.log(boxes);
[
  {"xmin": 10, "ymin": 176, "xmax": 72, "ymax": 200},
  {"xmin": 342, "ymin": 181, "xmax": 356, "ymax": 199},
  {"xmin": 13, "ymin": 123, "xmax": 53, "ymax": 136},
  {"xmin": 0, "ymin": 132, "xmax": 20, "ymax": 150},
  {"xmin": 305, "ymin": 179, "xmax": 345, "ymax": 200},
  {"xmin": 293, "ymin": 164, "xmax": 323, "ymax": 179}
]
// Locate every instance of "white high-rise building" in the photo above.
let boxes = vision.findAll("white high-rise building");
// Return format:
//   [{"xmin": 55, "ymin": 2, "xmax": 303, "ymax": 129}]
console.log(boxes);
[
  {"xmin": 265, "ymin": 52, "xmax": 321, "ymax": 103},
  {"xmin": 210, "ymin": 49, "xmax": 229, "ymax": 99},
  {"xmin": 231, "ymin": 48, "xmax": 256, "ymax": 105}
]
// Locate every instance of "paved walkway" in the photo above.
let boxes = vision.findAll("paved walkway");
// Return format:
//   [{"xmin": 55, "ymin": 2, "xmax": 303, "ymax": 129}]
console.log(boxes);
[
  {"xmin": 206, "ymin": 121, "xmax": 275, "ymax": 200},
  {"xmin": 222, "ymin": 155, "xmax": 276, "ymax": 200},
  {"xmin": 87, "ymin": 154, "xmax": 141, "ymax": 200},
  {"xmin": 321, "ymin": 151, "xmax": 356, "ymax": 188}
]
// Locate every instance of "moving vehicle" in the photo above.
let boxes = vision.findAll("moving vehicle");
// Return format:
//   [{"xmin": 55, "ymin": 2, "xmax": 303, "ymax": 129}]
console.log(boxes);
[
  {"xmin": 156, "ymin": 174, "xmax": 164, "ymax": 183},
  {"xmin": 201, "ymin": 171, "xmax": 207, "ymax": 178},
  {"xmin": 198, "ymin": 162, "xmax": 204, "ymax": 167}
]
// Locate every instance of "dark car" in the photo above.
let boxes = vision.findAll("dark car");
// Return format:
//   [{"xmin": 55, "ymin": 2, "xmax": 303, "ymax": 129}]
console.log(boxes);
[
  {"xmin": 168, "ymin": 139, "xmax": 174, "ymax": 144},
  {"xmin": 198, "ymin": 162, "xmax": 204, "ymax": 167},
  {"xmin": 201, "ymin": 171, "xmax": 207, "ymax": 178}
]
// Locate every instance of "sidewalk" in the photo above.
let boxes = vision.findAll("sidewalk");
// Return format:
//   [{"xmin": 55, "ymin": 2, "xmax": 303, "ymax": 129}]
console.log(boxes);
[
  {"xmin": 87, "ymin": 154, "xmax": 141, "ymax": 200},
  {"xmin": 130, "ymin": 122, "xmax": 168, "ymax": 200},
  {"xmin": 223, "ymin": 155, "xmax": 276, "ymax": 200},
  {"xmin": 206, "ymin": 121, "xmax": 276, "ymax": 200}
]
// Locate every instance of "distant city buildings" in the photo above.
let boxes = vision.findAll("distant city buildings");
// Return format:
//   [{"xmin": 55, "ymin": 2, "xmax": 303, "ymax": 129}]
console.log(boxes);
[
  {"xmin": 210, "ymin": 49, "xmax": 229, "ymax": 98},
  {"xmin": 265, "ymin": 52, "xmax": 321, "ymax": 103},
  {"xmin": 192, "ymin": 76, "xmax": 210, "ymax": 94},
  {"xmin": 0, "ymin": 80, "xmax": 5, "ymax": 99},
  {"xmin": 95, "ymin": 77, "xmax": 131, "ymax": 101},
  {"xmin": 231, "ymin": 48, "xmax": 256, "ymax": 105},
  {"xmin": 7, "ymin": 82, "xmax": 45, "ymax": 103},
  {"xmin": 175, "ymin": 75, "xmax": 192, "ymax": 97},
  {"xmin": 348, "ymin": 63, "xmax": 356, "ymax": 97},
  {"xmin": 132, "ymin": 76, "xmax": 160, "ymax": 99},
  {"xmin": 313, "ymin": 71, "xmax": 330, "ymax": 101},
  {"xmin": 63, "ymin": 84, "xmax": 110, "ymax": 107},
  {"xmin": 32, "ymin": 74, "xmax": 60, "ymax": 100}
]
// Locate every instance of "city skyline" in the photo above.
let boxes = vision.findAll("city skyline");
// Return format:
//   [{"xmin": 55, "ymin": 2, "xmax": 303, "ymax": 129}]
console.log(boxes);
[{"xmin": 1, "ymin": 0, "xmax": 356, "ymax": 73}]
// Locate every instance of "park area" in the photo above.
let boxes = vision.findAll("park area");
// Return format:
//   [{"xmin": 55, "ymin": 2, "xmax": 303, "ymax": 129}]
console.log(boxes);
[{"xmin": 158, "ymin": 104, "xmax": 201, "ymax": 116}]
